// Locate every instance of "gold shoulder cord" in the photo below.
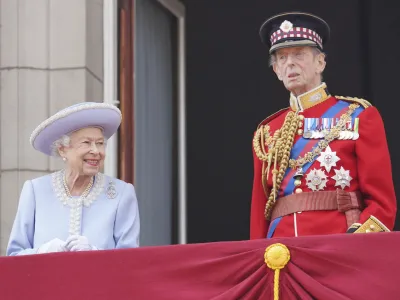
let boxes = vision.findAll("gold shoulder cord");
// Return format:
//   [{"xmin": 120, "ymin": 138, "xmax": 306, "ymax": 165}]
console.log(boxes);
[
  {"xmin": 253, "ymin": 111, "xmax": 301, "ymax": 219},
  {"xmin": 253, "ymin": 103, "xmax": 360, "ymax": 220},
  {"xmin": 335, "ymin": 96, "xmax": 372, "ymax": 108}
]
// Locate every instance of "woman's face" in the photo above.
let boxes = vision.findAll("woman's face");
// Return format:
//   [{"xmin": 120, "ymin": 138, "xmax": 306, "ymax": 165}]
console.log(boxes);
[{"xmin": 60, "ymin": 127, "xmax": 106, "ymax": 176}]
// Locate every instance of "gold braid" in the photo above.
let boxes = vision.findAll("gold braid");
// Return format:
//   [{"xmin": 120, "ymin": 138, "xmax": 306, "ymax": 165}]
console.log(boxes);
[
  {"xmin": 253, "ymin": 126, "xmax": 269, "ymax": 161},
  {"xmin": 254, "ymin": 125, "xmax": 273, "ymax": 195},
  {"xmin": 262, "ymin": 111, "xmax": 300, "ymax": 220}
]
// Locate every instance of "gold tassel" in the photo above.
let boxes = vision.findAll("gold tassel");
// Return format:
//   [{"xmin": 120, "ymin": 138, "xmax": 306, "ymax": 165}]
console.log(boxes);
[{"xmin": 264, "ymin": 243, "xmax": 291, "ymax": 300}]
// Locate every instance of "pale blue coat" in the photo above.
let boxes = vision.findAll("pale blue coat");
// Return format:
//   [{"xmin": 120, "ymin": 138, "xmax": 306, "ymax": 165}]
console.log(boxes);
[{"xmin": 7, "ymin": 172, "xmax": 140, "ymax": 255}]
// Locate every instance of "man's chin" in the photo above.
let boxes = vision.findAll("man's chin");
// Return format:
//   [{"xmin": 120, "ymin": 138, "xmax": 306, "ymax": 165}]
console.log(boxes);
[{"xmin": 285, "ymin": 82, "xmax": 304, "ymax": 93}]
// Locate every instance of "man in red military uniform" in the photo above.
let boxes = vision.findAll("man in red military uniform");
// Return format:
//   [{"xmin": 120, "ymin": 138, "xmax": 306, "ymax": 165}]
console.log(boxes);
[{"xmin": 250, "ymin": 12, "xmax": 397, "ymax": 239}]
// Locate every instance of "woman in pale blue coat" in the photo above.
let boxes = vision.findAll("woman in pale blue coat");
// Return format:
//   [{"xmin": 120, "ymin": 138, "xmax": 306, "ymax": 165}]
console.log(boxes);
[{"xmin": 7, "ymin": 102, "xmax": 140, "ymax": 255}]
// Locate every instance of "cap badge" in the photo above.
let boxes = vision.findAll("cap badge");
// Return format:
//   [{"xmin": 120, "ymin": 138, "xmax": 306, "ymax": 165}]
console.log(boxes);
[{"xmin": 280, "ymin": 20, "xmax": 293, "ymax": 33}]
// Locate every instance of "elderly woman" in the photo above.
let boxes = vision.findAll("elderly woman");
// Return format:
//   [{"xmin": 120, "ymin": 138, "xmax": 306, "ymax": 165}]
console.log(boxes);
[{"xmin": 7, "ymin": 102, "xmax": 140, "ymax": 255}]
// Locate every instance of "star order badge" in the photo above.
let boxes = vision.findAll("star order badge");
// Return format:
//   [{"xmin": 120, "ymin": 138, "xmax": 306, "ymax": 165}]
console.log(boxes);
[
  {"xmin": 332, "ymin": 167, "xmax": 352, "ymax": 189},
  {"xmin": 306, "ymin": 169, "xmax": 328, "ymax": 191},
  {"xmin": 317, "ymin": 145, "xmax": 340, "ymax": 172}
]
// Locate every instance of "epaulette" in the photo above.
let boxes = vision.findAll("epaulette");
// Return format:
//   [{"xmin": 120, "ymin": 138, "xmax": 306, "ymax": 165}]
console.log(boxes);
[
  {"xmin": 256, "ymin": 107, "xmax": 289, "ymax": 129},
  {"xmin": 335, "ymin": 96, "xmax": 372, "ymax": 109}
]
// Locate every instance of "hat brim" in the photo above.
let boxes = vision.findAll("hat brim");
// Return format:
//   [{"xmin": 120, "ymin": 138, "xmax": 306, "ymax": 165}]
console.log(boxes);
[{"xmin": 30, "ymin": 103, "xmax": 122, "ymax": 156}]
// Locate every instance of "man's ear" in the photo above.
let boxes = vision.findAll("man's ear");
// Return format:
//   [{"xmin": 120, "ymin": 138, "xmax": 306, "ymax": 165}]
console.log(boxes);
[
  {"xmin": 316, "ymin": 53, "xmax": 326, "ymax": 74},
  {"xmin": 273, "ymin": 64, "xmax": 283, "ymax": 81}
]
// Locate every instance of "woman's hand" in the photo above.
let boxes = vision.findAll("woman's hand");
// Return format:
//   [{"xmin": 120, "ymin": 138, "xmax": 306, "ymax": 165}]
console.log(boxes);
[
  {"xmin": 65, "ymin": 235, "xmax": 96, "ymax": 251},
  {"xmin": 37, "ymin": 238, "xmax": 67, "ymax": 254}
]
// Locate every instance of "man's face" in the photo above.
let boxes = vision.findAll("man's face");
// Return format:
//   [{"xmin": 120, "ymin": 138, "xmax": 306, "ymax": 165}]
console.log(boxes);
[{"xmin": 272, "ymin": 46, "xmax": 326, "ymax": 96}]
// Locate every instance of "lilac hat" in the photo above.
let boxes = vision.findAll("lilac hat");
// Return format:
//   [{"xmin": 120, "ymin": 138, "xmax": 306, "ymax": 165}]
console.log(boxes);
[{"xmin": 30, "ymin": 102, "xmax": 122, "ymax": 156}]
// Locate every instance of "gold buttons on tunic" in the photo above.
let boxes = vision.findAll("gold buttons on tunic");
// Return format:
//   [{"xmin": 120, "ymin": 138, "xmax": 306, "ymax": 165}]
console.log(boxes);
[
  {"xmin": 298, "ymin": 115, "xmax": 304, "ymax": 120},
  {"xmin": 297, "ymin": 129, "xmax": 303, "ymax": 135}
]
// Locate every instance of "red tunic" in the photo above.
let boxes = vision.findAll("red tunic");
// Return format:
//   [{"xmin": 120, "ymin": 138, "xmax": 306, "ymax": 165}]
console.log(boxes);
[{"xmin": 250, "ymin": 95, "xmax": 397, "ymax": 239}]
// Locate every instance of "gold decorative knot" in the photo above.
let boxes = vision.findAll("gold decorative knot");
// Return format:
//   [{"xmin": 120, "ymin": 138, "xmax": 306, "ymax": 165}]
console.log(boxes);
[{"xmin": 264, "ymin": 243, "xmax": 290, "ymax": 270}]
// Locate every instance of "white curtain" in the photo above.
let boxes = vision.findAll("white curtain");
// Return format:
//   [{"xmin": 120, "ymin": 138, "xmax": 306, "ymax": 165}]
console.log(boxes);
[{"xmin": 134, "ymin": 0, "xmax": 176, "ymax": 246}]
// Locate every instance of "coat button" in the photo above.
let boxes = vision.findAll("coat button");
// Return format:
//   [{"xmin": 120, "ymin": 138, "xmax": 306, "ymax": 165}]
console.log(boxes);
[
  {"xmin": 295, "ymin": 188, "xmax": 303, "ymax": 194},
  {"xmin": 297, "ymin": 129, "xmax": 303, "ymax": 135}
]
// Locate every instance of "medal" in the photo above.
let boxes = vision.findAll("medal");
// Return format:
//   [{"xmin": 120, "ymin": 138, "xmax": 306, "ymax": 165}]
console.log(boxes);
[
  {"xmin": 293, "ymin": 167, "xmax": 304, "ymax": 178},
  {"xmin": 317, "ymin": 145, "xmax": 340, "ymax": 172},
  {"xmin": 332, "ymin": 167, "xmax": 352, "ymax": 189},
  {"xmin": 306, "ymin": 169, "xmax": 328, "ymax": 191},
  {"xmin": 303, "ymin": 118, "xmax": 313, "ymax": 139},
  {"xmin": 303, "ymin": 131, "xmax": 312, "ymax": 139}
]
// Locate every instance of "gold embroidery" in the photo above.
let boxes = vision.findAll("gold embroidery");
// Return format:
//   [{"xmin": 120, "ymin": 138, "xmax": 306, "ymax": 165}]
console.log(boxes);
[{"xmin": 290, "ymin": 83, "xmax": 331, "ymax": 111}]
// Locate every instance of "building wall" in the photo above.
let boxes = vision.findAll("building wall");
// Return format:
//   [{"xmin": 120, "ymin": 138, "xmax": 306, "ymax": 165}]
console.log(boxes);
[{"xmin": 0, "ymin": 0, "xmax": 104, "ymax": 254}]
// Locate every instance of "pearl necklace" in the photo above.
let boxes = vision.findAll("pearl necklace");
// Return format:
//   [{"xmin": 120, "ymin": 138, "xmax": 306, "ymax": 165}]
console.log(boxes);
[
  {"xmin": 52, "ymin": 170, "xmax": 105, "ymax": 208},
  {"xmin": 62, "ymin": 172, "xmax": 94, "ymax": 199}
]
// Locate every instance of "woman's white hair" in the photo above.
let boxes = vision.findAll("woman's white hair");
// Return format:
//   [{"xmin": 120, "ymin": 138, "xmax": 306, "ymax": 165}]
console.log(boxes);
[{"xmin": 51, "ymin": 135, "xmax": 71, "ymax": 157}]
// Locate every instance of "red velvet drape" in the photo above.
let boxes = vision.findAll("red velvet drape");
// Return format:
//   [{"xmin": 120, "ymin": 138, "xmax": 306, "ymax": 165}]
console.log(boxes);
[{"xmin": 0, "ymin": 232, "xmax": 398, "ymax": 299}]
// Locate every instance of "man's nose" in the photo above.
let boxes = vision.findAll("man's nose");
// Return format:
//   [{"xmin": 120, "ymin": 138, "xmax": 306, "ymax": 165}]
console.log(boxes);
[{"xmin": 286, "ymin": 54, "xmax": 295, "ymax": 65}]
